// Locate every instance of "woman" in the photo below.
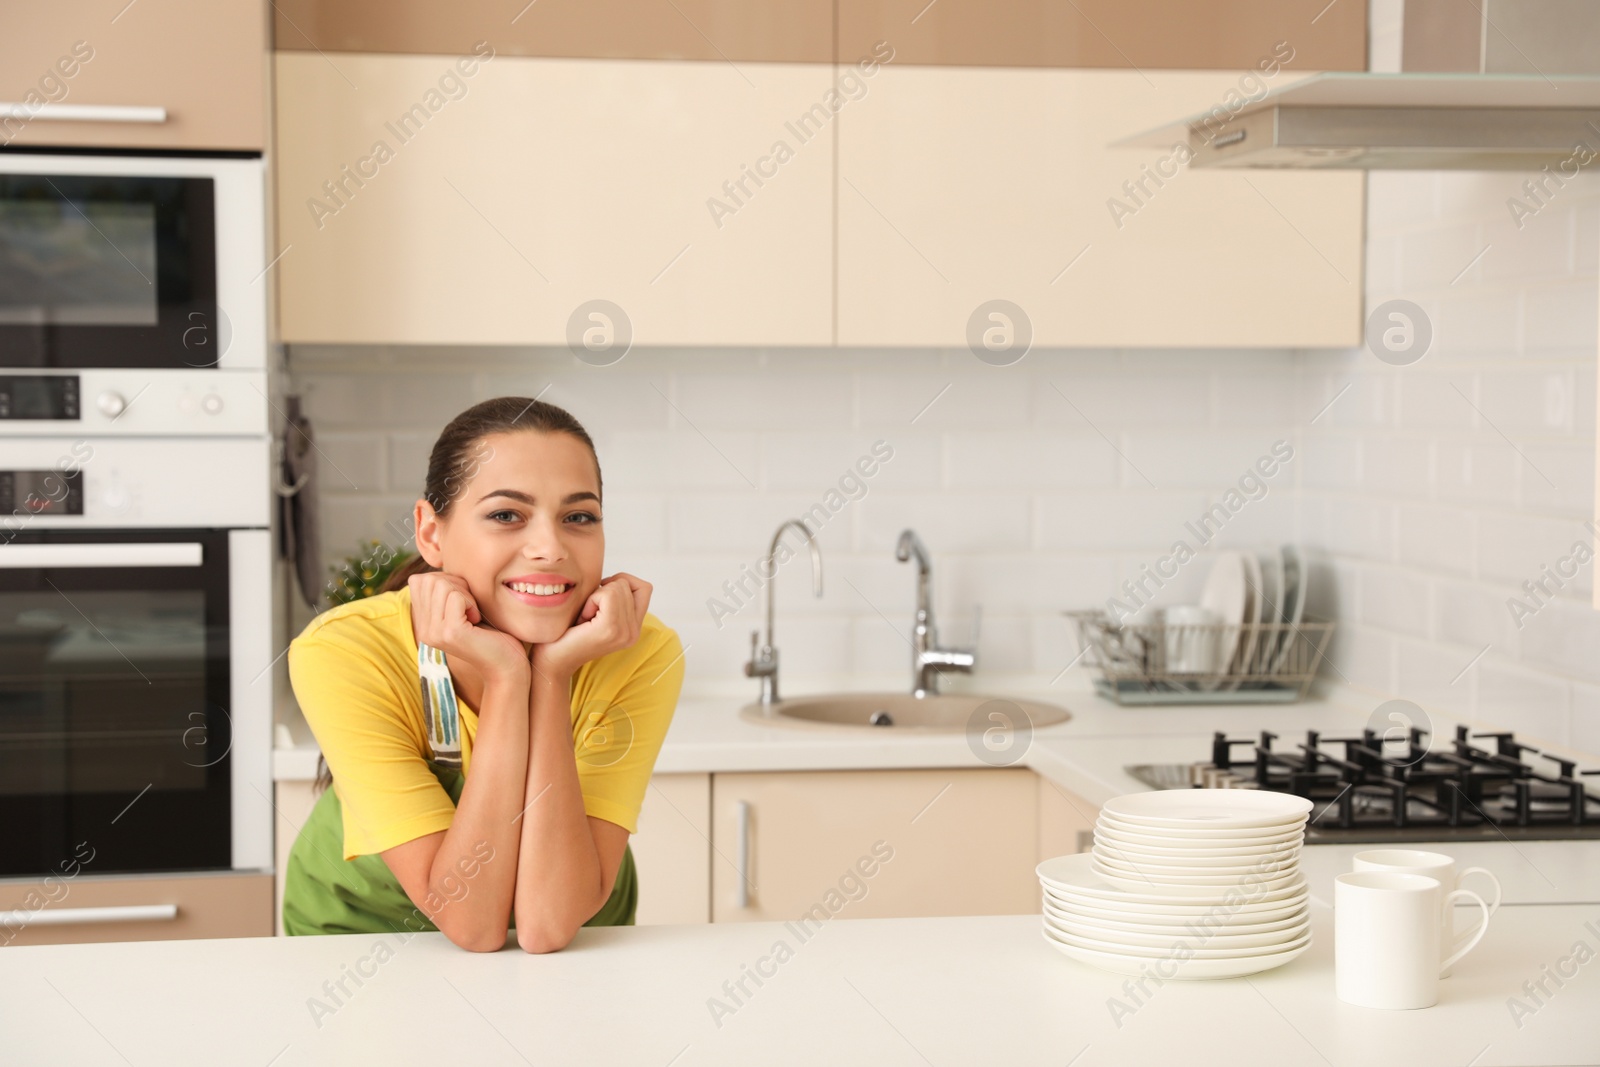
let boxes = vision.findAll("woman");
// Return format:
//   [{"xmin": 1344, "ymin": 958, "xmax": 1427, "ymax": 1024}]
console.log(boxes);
[{"xmin": 281, "ymin": 397, "xmax": 685, "ymax": 952}]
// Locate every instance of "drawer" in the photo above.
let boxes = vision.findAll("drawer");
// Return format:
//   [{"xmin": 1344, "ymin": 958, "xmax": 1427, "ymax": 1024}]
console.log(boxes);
[{"xmin": 0, "ymin": 871, "xmax": 272, "ymax": 946}]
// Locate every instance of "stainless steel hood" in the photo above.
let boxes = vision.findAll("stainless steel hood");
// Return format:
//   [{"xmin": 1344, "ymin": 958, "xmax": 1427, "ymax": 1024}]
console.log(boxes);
[
  {"xmin": 1116, "ymin": 0, "xmax": 1600, "ymax": 170},
  {"xmin": 1116, "ymin": 73, "xmax": 1600, "ymax": 170}
]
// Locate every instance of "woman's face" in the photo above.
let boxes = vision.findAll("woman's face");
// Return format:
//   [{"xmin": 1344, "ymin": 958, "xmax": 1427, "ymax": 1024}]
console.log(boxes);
[{"xmin": 414, "ymin": 430, "xmax": 604, "ymax": 646}]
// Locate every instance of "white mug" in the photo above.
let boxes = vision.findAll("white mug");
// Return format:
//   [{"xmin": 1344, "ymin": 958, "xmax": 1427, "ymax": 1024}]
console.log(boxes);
[
  {"xmin": 1335, "ymin": 872, "xmax": 1491, "ymax": 1009},
  {"xmin": 1163, "ymin": 606, "xmax": 1220, "ymax": 674},
  {"xmin": 1352, "ymin": 849, "xmax": 1501, "ymax": 977}
]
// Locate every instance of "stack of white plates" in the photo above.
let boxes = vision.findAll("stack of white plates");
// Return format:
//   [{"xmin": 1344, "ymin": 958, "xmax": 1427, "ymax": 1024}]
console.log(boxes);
[{"xmin": 1037, "ymin": 790, "xmax": 1315, "ymax": 979}]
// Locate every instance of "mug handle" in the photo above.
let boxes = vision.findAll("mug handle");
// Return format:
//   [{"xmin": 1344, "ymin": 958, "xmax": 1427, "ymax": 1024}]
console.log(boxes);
[
  {"xmin": 1457, "ymin": 866, "xmax": 1503, "ymax": 914},
  {"xmin": 1440, "ymin": 888, "xmax": 1491, "ymax": 973}
]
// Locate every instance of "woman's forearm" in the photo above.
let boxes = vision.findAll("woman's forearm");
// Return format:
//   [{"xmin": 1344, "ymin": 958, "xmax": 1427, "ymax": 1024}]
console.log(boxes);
[
  {"xmin": 511, "ymin": 668, "xmax": 604, "ymax": 952},
  {"xmin": 424, "ymin": 671, "xmax": 530, "ymax": 950}
]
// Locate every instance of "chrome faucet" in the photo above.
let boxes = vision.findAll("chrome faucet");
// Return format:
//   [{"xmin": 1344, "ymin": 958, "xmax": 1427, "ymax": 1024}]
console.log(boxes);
[
  {"xmin": 744, "ymin": 518, "xmax": 823, "ymax": 704},
  {"xmin": 896, "ymin": 529, "xmax": 977, "ymax": 698}
]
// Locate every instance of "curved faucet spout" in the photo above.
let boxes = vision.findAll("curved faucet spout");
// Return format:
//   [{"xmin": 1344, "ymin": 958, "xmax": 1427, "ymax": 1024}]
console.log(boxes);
[
  {"xmin": 766, "ymin": 518, "xmax": 823, "ymax": 645},
  {"xmin": 894, "ymin": 528, "xmax": 975, "ymax": 697},
  {"xmin": 744, "ymin": 518, "xmax": 823, "ymax": 705}
]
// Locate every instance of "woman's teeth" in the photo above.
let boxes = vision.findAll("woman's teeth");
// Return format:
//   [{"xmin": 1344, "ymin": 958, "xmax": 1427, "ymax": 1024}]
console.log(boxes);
[{"xmin": 508, "ymin": 582, "xmax": 570, "ymax": 596}]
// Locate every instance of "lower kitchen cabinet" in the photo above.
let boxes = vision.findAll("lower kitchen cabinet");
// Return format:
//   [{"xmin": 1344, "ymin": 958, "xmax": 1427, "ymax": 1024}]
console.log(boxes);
[
  {"xmin": 270, "ymin": 769, "xmax": 1093, "ymax": 932},
  {"xmin": 631, "ymin": 773, "xmax": 713, "ymax": 925},
  {"xmin": 709, "ymin": 768, "xmax": 1094, "ymax": 922},
  {"xmin": 0, "ymin": 872, "xmax": 272, "ymax": 947},
  {"xmin": 272, "ymin": 780, "xmax": 320, "ymax": 936}
]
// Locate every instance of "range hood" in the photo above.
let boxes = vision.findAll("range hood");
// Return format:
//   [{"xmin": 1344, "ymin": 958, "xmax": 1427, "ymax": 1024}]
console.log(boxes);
[{"xmin": 1117, "ymin": 0, "xmax": 1600, "ymax": 170}]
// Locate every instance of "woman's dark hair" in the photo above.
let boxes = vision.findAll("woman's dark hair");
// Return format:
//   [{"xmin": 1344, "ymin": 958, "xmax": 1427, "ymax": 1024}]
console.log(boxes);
[{"xmin": 313, "ymin": 396, "xmax": 601, "ymax": 795}]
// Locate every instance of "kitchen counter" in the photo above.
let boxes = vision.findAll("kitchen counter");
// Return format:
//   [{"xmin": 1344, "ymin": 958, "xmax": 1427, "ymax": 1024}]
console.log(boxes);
[{"xmin": 5, "ymin": 902, "xmax": 1598, "ymax": 1066}]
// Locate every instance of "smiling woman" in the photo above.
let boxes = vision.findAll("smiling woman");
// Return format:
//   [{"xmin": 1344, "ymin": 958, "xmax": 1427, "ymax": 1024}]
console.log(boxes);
[{"xmin": 283, "ymin": 397, "xmax": 685, "ymax": 951}]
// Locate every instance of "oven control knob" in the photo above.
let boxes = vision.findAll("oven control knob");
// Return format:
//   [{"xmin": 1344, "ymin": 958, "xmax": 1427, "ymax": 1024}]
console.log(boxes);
[
  {"xmin": 101, "ymin": 482, "xmax": 129, "ymax": 510},
  {"xmin": 96, "ymin": 391, "xmax": 127, "ymax": 418},
  {"xmin": 202, "ymin": 393, "xmax": 224, "ymax": 415},
  {"xmin": 178, "ymin": 392, "xmax": 198, "ymax": 415}
]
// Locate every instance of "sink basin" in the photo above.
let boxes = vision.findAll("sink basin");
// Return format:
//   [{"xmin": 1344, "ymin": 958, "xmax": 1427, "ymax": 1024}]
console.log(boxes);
[{"xmin": 739, "ymin": 691, "xmax": 1070, "ymax": 732}]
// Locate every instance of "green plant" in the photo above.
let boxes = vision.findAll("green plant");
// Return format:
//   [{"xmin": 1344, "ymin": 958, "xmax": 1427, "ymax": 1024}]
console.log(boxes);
[{"xmin": 325, "ymin": 539, "xmax": 414, "ymax": 608}]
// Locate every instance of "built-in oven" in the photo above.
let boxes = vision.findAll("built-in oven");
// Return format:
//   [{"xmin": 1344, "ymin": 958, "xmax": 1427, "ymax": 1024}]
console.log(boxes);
[
  {"xmin": 0, "ymin": 434, "xmax": 272, "ymax": 878},
  {"xmin": 0, "ymin": 152, "xmax": 265, "ymax": 371}
]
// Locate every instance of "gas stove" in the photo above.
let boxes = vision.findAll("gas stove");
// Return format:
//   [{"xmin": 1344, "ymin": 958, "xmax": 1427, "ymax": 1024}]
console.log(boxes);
[{"xmin": 1125, "ymin": 725, "xmax": 1600, "ymax": 843}]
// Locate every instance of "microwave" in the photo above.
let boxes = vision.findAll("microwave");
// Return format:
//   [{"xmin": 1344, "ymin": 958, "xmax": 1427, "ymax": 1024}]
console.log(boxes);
[{"xmin": 0, "ymin": 153, "xmax": 265, "ymax": 371}]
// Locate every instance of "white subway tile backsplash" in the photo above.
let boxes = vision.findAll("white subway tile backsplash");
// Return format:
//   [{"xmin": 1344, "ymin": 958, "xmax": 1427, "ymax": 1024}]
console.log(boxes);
[
  {"xmin": 858, "ymin": 492, "xmax": 1031, "ymax": 553},
  {"xmin": 1524, "ymin": 281, "xmax": 1599, "ymax": 352},
  {"xmin": 760, "ymin": 431, "xmax": 940, "ymax": 491},
  {"xmin": 1359, "ymin": 564, "xmax": 1431, "ymax": 638},
  {"xmin": 1475, "ymin": 656, "xmax": 1571, "ymax": 747},
  {"xmin": 945, "ymin": 432, "xmax": 1118, "ymax": 489},
  {"xmin": 1035, "ymin": 491, "xmax": 1210, "ymax": 551},
  {"xmin": 1397, "ymin": 503, "xmax": 1475, "ymax": 576}
]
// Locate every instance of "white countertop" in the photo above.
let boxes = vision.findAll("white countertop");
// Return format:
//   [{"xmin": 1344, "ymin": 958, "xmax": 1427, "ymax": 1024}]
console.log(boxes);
[{"xmin": 6, "ymin": 903, "xmax": 1599, "ymax": 1066}]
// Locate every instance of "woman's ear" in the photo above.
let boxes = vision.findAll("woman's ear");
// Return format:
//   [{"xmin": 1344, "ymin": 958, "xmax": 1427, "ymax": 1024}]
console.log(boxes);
[{"xmin": 413, "ymin": 499, "xmax": 445, "ymax": 568}]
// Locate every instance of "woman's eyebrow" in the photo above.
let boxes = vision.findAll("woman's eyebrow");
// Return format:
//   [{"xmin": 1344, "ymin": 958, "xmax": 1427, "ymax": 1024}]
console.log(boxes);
[{"xmin": 475, "ymin": 489, "xmax": 600, "ymax": 506}]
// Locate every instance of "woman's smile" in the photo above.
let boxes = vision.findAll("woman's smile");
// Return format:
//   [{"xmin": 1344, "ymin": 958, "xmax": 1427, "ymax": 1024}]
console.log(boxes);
[{"xmin": 503, "ymin": 573, "xmax": 578, "ymax": 607}]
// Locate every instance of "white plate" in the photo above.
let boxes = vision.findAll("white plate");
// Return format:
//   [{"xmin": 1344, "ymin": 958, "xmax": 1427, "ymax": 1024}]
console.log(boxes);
[
  {"xmin": 1096, "ymin": 814, "xmax": 1307, "ymax": 842},
  {"xmin": 1102, "ymin": 790, "xmax": 1313, "ymax": 830},
  {"xmin": 1042, "ymin": 899, "xmax": 1310, "ymax": 937},
  {"xmin": 1039, "ymin": 853, "xmax": 1307, "ymax": 905},
  {"xmin": 1198, "ymin": 552, "xmax": 1250, "ymax": 689},
  {"xmin": 1043, "ymin": 886, "xmax": 1311, "ymax": 925},
  {"xmin": 1091, "ymin": 834, "xmax": 1302, "ymax": 861},
  {"xmin": 1047, "ymin": 914, "xmax": 1310, "ymax": 952},
  {"xmin": 1269, "ymin": 544, "xmax": 1306, "ymax": 676},
  {"xmin": 1043, "ymin": 885, "xmax": 1310, "ymax": 922},
  {"xmin": 1092, "ymin": 849, "xmax": 1300, "ymax": 876},
  {"xmin": 1042, "ymin": 929, "xmax": 1312, "ymax": 980},
  {"xmin": 1043, "ymin": 921, "xmax": 1312, "ymax": 962},
  {"xmin": 1225, "ymin": 550, "xmax": 1264, "ymax": 690},
  {"xmin": 1093, "ymin": 822, "xmax": 1305, "ymax": 851},
  {"xmin": 1094, "ymin": 841, "xmax": 1300, "ymax": 869},
  {"xmin": 1090, "ymin": 860, "xmax": 1303, "ymax": 895},
  {"xmin": 1254, "ymin": 548, "xmax": 1283, "ymax": 674}
]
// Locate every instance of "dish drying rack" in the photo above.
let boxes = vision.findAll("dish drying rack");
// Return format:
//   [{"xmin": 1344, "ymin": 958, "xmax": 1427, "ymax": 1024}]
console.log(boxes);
[{"xmin": 1064, "ymin": 608, "xmax": 1336, "ymax": 705}]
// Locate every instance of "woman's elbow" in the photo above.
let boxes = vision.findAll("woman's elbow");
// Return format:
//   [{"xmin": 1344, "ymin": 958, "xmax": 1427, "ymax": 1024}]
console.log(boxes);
[
  {"xmin": 517, "ymin": 921, "xmax": 577, "ymax": 954},
  {"xmin": 444, "ymin": 920, "xmax": 510, "ymax": 953}
]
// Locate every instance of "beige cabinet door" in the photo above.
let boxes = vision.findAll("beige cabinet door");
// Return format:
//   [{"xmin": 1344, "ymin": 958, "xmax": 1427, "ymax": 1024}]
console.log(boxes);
[
  {"xmin": 274, "ymin": 53, "xmax": 833, "ymax": 347},
  {"xmin": 631, "ymin": 773, "xmax": 712, "ymax": 925},
  {"xmin": 0, "ymin": 1, "xmax": 265, "ymax": 151},
  {"xmin": 711, "ymin": 768, "xmax": 1043, "ymax": 922},
  {"xmin": 837, "ymin": 66, "xmax": 1364, "ymax": 348}
]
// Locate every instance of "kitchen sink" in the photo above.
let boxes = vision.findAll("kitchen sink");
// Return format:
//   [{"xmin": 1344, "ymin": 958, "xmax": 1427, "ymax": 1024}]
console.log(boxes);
[{"xmin": 739, "ymin": 692, "xmax": 1070, "ymax": 732}]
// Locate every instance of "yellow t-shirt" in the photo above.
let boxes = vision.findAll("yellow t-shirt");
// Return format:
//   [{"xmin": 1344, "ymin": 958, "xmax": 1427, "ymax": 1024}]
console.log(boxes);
[{"xmin": 287, "ymin": 586, "xmax": 685, "ymax": 860}]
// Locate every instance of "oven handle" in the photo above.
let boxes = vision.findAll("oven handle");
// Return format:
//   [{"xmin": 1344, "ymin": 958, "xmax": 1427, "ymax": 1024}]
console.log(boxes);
[
  {"xmin": 4, "ymin": 904, "xmax": 178, "ymax": 927},
  {"xmin": 0, "ymin": 543, "xmax": 202, "ymax": 568},
  {"xmin": 0, "ymin": 103, "xmax": 168, "ymax": 124}
]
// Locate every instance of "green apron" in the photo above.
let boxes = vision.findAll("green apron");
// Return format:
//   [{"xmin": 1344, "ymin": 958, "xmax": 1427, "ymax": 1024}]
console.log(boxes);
[{"xmin": 282, "ymin": 758, "xmax": 637, "ymax": 937}]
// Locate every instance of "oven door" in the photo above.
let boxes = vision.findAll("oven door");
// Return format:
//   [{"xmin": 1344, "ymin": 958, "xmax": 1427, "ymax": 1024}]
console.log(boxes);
[
  {"xmin": 0, "ymin": 173, "xmax": 217, "ymax": 369},
  {"xmin": 0, "ymin": 529, "xmax": 232, "ymax": 876}
]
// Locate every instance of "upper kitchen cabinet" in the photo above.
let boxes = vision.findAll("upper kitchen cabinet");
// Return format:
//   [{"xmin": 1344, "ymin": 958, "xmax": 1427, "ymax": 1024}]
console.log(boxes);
[
  {"xmin": 271, "ymin": 0, "xmax": 832, "ymax": 63},
  {"xmin": 273, "ymin": 52, "xmax": 833, "ymax": 346},
  {"xmin": 0, "ymin": 1, "xmax": 267, "ymax": 152},
  {"xmin": 838, "ymin": 0, "xmax": 1366, "ymax": 71},
  {"xmin": 836, "ymin": 66, "xmax": 1367, "ymax": 348}
]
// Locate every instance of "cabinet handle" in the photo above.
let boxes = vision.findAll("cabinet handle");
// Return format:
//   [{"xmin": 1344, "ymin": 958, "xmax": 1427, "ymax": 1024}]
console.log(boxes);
[
  {"xmin": 0, "ymin": 542, "xmax": 202, "ymax": 568},
  {"xmin": 5, "ymin": 904, "xmax": 177, "ymax": 926},
  {"xmin": 0, "ymin": 103, "xmax": 168, "ymax": 124},
  {"xmin": 736, "ymin": 800, "xmax": 751, "ymax": 909}
]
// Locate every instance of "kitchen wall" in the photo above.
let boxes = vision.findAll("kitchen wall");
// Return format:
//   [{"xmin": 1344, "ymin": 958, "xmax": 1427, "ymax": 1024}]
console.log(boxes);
[
  {"xmin": 1298, "ymin": 0, "xmax": 1600, "ymax": 753},
  {"xmin": 284, "ymin": 0, "xmax": 1600, "ymax": 755},
  {"xmin": 286, "ymin": 342, "xmax": 1304, "ymax": 695}
]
